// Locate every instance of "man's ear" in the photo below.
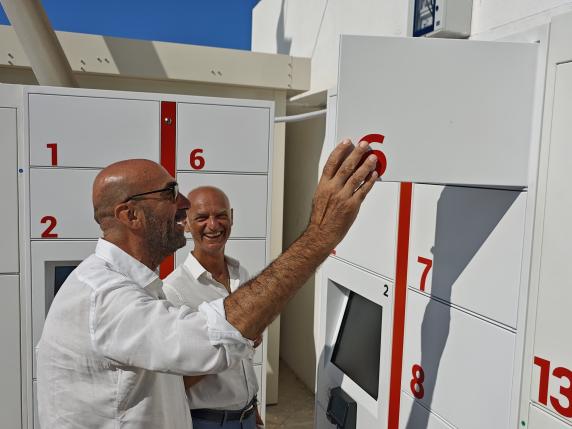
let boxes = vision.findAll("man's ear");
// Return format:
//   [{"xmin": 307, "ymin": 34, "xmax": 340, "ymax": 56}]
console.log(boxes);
[{"xmin": 114, "ymin": 202, "xmax": 143, "ymax": 229}]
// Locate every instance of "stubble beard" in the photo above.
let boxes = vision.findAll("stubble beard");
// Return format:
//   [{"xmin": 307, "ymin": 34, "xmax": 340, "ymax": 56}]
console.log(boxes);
[{"xmin": 142, "ymin": 207, "xmax": 186, "ymax": 261}]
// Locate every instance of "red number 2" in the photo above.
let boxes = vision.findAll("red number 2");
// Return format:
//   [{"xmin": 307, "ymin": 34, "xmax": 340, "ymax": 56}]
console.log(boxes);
[
  {"xmin": 417, "ymin": 256, "xmax": 433, "ymax": 292},
  {"xmin": 41, "ymin": 216, "xmax": 58, "ymax": 238},
  {"xmin": 534, "ymin": 356, "xmax": 572, "ymax": 418},
  {"xmin": 189, "ymin": 148, "xmax": 205, "ymax": 170},
  {"xmin": 410, "ymin": 364, "xmax": 425, "ymax": 399},
  {"xmin": 46, "ymin": 143, "xmax": 58, "ymax": 166}
]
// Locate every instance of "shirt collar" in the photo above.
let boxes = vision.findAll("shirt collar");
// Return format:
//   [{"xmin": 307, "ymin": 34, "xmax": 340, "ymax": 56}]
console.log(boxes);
[
  {"xmin": 95, "ymin": 238, "xmax": 160, "ymax": 290},
  {"xmin": 183, "ymin": 251, "xmax": 241, "ymax": 281}
]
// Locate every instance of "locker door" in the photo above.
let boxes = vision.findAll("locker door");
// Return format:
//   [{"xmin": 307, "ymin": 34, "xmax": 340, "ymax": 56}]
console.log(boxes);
[
  {"xmin": 177, "ymin": 103, "xmax": 270, "ymax": 173},
  {"xmin": 530, "ymin": 61, "xmax": 572, "ymax": 424},
  {"xmin": 177, "ymin": 173, "xmax": 268, "ymax": 238},
  {"xmin": 29, "ymin": 94, "xmax": 159, "ymax": 167},
  {"xmin": 0, "ymin": 275, "xmax": 21, "ymax": 429},
  {"xmin": 30, "ymin": 169, "xmax": 101, "ymax": 239},
  {"xmin": 399, "ymin": 392, "xmax": 453, "ymax": 429},
  {"xmin": 335, "ymin": 181, "xmax": 399, "ymax": 281},
  {"xmin": 528, "ymin": 405, "xmax": 571, "ymax": 429},
  {"xmin": 407, "ymin": 184, "xmax": 526, "ymax": 328},
  {"xmin": 401, "ymin": 291, "xmax": 515, "ymax": 429},
  {"xmin": 0, "ymin": 108, "xmax": 19, "ymax": 272},
  {"xmin": 336, "ymin": 36, "xmax": 538, "ymax": 186}
]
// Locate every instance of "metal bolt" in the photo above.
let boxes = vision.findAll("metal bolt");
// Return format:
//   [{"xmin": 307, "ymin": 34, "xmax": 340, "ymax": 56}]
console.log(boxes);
[{"xmin": 18, "ymin": 168, "xmax": 23, "ymax": 173}]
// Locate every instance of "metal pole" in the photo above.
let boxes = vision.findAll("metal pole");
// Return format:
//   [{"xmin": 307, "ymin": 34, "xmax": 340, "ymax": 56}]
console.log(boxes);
[{"xmin": 0, "ymin": 0, "xmax": 78, "ymax": 87}]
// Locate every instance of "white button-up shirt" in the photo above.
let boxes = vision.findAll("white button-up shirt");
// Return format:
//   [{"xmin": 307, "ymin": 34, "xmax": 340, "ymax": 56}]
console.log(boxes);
[
  {"xmin": 37, "ymin": 239, "xmax": 252, "ymax": 429},
  {"xmin": 163, "ymin": 252, "xmax": 259, "ymax": 411}
]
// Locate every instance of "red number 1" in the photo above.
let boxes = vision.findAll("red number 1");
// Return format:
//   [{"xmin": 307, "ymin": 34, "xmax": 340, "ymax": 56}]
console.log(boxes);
[{"xmin": 47, "ymin": 143, "xmax": 58, "ymax": 166}]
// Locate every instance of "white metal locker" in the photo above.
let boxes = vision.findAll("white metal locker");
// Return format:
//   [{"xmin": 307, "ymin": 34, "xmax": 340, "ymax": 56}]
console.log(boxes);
[
  {"xmin": 334, "ymin": 181, "xmax": 399, "ymax": 281},
  {"xmin": 177, "ymin": 102, "xmax": 270, "ymax": 173},
  {"xmin": 401, "ymin": 291, "xmax": 515, "ymax": 429},
  {"xmin": 29, "ymin": 94, "xmax": 160, "ymax": 167},
  {"xmin": 407, "ymin": 184, "xmax": 527, "ymax": 328},
  {"xmin": 176, "ymin": 172, "xmax": 268, "ymax": 238},
  {"xmin": 0, "ymin": 275, "xmax": 22, "ymax": 429},
  {"xmin": 30, "ymin": 169, "xmax": 101, "ymax": 239},
  {"xmin": 399, "ymin": 392, "xmax": 453, "ymax": 429},
  {"xmin": 529, "ymin": 61, "xmax": 572, "ymax": 423},
  {"xmin": 528, "ymin": 405, "xmax": 571, "ymax": 429},
  {"xmin": 336, "ymin": 36, "xmax": 538, "ymax": 186},
  {"xmin": 0, "ymin": 108, "xmax": 19, "ymax": 273}
]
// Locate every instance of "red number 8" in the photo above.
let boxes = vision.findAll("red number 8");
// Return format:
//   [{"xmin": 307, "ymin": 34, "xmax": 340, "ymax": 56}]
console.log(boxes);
[{"xmin": 410, "ymin": 364, "xmax": 425, "ymax": 399}]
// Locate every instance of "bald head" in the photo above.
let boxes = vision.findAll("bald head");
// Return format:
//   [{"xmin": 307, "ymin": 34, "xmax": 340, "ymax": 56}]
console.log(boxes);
[
  {"xmin": 187, "ymin": 186, "xmax": 230, "ymax": 208},
  {"xmin": 93, "ymin": 159, "xmax": 171, "ymax": 228}
]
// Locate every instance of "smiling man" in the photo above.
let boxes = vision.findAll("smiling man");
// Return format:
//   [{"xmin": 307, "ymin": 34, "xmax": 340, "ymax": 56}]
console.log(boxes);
[
  {"xmin": 36, "ymin": 140, "xmax": 379, "ymax": 429},
  {"xmin": 163, "ymin": 186, "xmax": 263, "ymax": 428}
]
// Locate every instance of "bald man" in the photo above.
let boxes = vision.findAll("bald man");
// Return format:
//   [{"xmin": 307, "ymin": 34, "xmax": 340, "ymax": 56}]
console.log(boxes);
[
  {"xmin": 163, "ymin": 186, "xmax": 263, "ymax": 429},
  {"xmin": 36, "ymin": 140, "xmax": 379, "ymax": 429}
]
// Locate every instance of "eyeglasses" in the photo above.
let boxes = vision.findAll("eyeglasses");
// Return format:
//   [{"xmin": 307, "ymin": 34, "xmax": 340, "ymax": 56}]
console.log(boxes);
[{"xmin": 123, "ymin": 183, "xmax": 179, "ymax": 203}]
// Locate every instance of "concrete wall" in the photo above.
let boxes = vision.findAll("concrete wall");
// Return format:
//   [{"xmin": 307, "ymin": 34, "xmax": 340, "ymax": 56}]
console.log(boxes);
[
  {"xmin": 253, "ymin": 0, "xmax": 572, "ymax": 393},
  {"xmin": 253, "ymin": 0, "xmax": 572, "ymax": 92}
]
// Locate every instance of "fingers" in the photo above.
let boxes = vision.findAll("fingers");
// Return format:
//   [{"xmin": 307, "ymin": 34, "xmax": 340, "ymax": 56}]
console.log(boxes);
[
  {"xmin": 352, "ymin": 169, "xmax": 378, "ymax": 202},
  {"xmin": 342, "ymin": 152, "xmax": 378, "ymax": 197},
  {"xmin": 332, "ymin": 140, "xmax": 376, "ymax": 187},
  {"xmin": 320, "ymin": 139, "xmax": 354, "ymax": 180}
]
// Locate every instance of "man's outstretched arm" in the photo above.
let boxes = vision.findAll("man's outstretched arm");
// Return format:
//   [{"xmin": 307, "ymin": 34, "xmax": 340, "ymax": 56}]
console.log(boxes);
[{"xmin": 224, "ymin": 139, "xmax": 378, "ymax": 340}]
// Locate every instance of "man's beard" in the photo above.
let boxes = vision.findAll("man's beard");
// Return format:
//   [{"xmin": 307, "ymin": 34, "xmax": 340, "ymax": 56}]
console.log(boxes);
[{"xmin": 142, "ymin": 206, "xmax": 186, "ymax": 258}]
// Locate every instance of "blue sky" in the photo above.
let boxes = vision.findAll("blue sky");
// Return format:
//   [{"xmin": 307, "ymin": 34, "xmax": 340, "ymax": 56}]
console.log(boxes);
[{"xmin": 0, "ymin": 0, "xmax": 260, "ymax": 50}]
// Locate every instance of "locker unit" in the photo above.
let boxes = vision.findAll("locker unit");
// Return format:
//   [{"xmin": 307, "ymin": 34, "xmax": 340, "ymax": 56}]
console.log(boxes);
[
  {"xmin": 5, "ymin": 84, "xmax": 275, "ymax": 428},
  {"xmin": 315, "ymin": 13, "xmax": 572, "ymax": 429},
  {"xmin": 0, "ymin": 87, "xmax": 23, "ymax": 428},
  {"xmin": 521, "ymin": 14, "xmax": 572, "ymax": 429}
]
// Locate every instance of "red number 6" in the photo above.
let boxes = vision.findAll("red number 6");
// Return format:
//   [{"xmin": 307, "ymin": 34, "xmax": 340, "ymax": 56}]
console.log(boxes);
[
  {"xmin": 359, "ymin": 133, "xmax": 387, "ymax": 177},
  {"xmin": 189, "ymin": 149, "xmax": 206, "ymax": 170}
]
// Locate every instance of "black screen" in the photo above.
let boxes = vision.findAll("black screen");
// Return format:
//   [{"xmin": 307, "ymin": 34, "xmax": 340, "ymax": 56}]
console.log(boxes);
[
  {"xmin": 54, "ymin": 266, "xmax": 77, "ymax": 296},
  {"xmin": 331, "ymin": 291, "xmax": 383, "ymax": 399}
]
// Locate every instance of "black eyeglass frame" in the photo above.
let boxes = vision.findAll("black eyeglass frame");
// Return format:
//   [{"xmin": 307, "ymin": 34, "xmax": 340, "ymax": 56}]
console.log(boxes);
[{"xmin": 123, "ymin": 182, "xmax": 179, "ymax": 203}]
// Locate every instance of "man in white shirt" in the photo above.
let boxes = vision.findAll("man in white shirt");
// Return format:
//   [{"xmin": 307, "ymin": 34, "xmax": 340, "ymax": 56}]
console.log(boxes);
[
  {"xmin": 164, "ymin": 186, "xmax": 262, "ymax": 429},
  {"xmin": 37, "ymin": 140, "xmax": 379, "ymax": 428}
]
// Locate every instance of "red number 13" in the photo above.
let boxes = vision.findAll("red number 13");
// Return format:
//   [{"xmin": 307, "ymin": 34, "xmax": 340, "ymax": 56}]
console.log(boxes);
[{"xmin": 534, "ymin": 356, "xmax": 572, "ymax": 418}]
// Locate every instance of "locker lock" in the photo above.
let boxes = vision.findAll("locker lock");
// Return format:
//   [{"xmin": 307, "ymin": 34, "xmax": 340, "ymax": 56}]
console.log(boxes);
[{"xmin": 163, "ymin": 117, "xmax": 173, "ymax": 125}]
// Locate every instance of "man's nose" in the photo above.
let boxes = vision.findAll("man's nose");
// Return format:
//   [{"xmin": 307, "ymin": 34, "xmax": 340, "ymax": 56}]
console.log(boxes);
[
  {"xmin": 207, "ymin": 216, "xmax": 220, "ymax": 229},
  {"xmin": 176, "ymin": 192, "xmax": 190, "ymax": 210}
]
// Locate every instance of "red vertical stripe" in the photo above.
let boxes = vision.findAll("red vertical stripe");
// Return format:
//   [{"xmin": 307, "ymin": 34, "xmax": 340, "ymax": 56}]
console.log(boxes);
[
  {"xmin": 160, "ymin": 101, "xmax": 176, "ymax": 176},
  {"xmin": 160, "ymin": 101, "xmax": 177, "ymax": 279},
  {"xmin": 388, "ymin": 182, "xmax": 413, "ymax": 429}
]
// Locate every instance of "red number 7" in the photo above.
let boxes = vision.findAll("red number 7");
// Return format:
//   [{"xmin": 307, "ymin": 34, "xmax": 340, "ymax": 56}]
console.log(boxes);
[{"xmin": 417, "ymin": 256, "xmax": 433, "ymax": 292}]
